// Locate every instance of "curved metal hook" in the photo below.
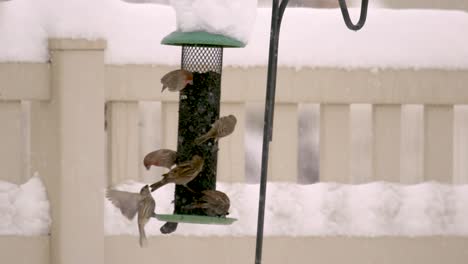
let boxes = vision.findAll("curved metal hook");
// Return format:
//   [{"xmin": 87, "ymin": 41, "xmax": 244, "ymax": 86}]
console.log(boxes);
[{"xmin": 338, "ymin": 0, "xmax": 369, "ymax": 31}]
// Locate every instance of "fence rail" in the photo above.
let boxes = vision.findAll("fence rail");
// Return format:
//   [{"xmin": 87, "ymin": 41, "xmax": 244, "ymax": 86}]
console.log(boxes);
[{"xmin": 2, "ymin": 63, "xmax": 468, "ymax": 184}]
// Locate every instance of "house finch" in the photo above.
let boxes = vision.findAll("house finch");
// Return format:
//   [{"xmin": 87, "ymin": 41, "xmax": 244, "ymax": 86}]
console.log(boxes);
[
  {"xmin": 106, "ymin": 185, "xmax": 156, "ymax": 247},
  {"xmin": 150, "ymin": 155, "xmax": 204, "ymax": 191},
  {"xmin": 161, "ymin": 69, "xmax": 193, "ymax": 92},
  {"xmin": 143, "ymin": 149, "xmax": 177, "ymax": 170},
  {"xmin": 183, "ymin": 190, "xmax": 230, "ymax": 217},
  {"xmin": 194, "ymin": 114, "xmax": 237, "ymax": 145}
]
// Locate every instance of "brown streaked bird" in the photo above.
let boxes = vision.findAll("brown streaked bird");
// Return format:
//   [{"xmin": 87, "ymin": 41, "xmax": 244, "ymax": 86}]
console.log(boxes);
[
  {"xmin": 161, "ymin": 69, "xmax": 193, "ymax": 92},
  {"xmin": 183, "ymin": 190, "xmax": 230, "ymax": 217},
  {"xmin": 143, "ymin": 149, "xmax": 177, "ymax": 170},
  {"xmin": 106, "ymin": 185, "xmax": 156, "ymax": 247},
  {"xmin": 137, "ymin": 185, "xmax": 156, "ymax": 247},
  {"xmin": 150, "ymin": 155, "xmax": 204, "ymax": 192},
  {"xmin": 194, "ymin": 114, "xmax": 237, "ymax": 145}
]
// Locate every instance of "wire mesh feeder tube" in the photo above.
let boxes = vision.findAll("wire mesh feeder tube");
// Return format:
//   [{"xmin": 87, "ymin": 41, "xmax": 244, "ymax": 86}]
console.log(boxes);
[{"xmin": 160, "ymin": 46, "xmax": 227, "ymax": 234}]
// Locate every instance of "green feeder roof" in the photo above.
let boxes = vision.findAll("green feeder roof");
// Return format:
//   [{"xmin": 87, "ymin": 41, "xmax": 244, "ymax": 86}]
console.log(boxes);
[
  {"xmin": 154, "ymin": 214, "xmax": 237, "ymax": 225},
  {"xmin": 161, "ymin": 31, "xmax": 245, "ymax": 48}
]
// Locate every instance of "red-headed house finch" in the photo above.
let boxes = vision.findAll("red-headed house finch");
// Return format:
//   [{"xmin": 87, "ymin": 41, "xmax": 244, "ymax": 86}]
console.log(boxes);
[
  {"xmin": 194, "ymin": 114, "xmax": 237, "ymax": 145},
  {"xmin": 150, "ymin": 155, "xmax": 204, "ymax": 192},
  {"xmin": 106, "ymin": 185, "xmax": 156, "ymax": 247},
  {"xmin": 183, "ymin": 190, "xmax": 230, "ymax": 217},
  {"xmin": 143, "ymin": 149, "xmax": 177, "ymax": 170},
  {"xmin": 161, "ymin": 69, "xmax": 193, "ymax": 92}
]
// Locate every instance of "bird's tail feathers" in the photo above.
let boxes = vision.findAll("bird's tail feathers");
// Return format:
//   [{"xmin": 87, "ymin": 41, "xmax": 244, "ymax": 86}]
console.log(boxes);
[
  {"xmin": 183, "ymin": 202, "xmax": 207, "ymax": 210},
  {"xmin": 150, "ymin": 178, "xmax": 168, "ymax": 192},
  {"xmin": 194, "ymin": 135, "xmax": 209, "ymax": 145},
  {"xmin": 138, "ymin": 223, "xmax": 147, "ymax": 247}
]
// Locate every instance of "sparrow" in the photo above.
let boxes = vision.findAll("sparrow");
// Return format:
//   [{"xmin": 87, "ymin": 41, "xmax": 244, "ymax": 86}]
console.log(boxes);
[
  {"xmin": 150, "ymin": 155, "xmax": 204, "ymax": 192},
  {"xmin": 183, "ymin": 190, "xmax": 230, "ymax": 217},
  {"xmin": 161, "ymin": 69, "xmax": 193, "ymax": 92},
  {"xmin": 106, "ymin": 185, "xmax": 156, "ymax": 247},
  {"xmin": 143, "ymin": 149, "xmax": 177, "ymax": 170},
  {"xmin": 194, "ymin": 115, "xmax": 237, "ymax": 145}
]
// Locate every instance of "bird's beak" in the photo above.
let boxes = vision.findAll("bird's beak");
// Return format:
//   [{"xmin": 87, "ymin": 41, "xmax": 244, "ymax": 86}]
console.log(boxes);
[{"xmin": 145, "ymin": 165, "xmax": 150, "ymax": 170}]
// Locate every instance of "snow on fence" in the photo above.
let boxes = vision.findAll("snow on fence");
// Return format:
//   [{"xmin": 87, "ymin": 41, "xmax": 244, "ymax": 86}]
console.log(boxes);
[{"xmin": 1, "ymin": 39, "xmax": 468, "ymax": 264}]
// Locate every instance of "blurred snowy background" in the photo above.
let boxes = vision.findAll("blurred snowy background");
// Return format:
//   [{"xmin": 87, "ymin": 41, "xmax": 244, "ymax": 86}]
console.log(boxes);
[
  {"xmin": 1, "ymin": 0, "xmax": 468, "ymax": 237},
  {"xmin": 121, "ymin": 0, "xmax": 468, "ymax": 10}
]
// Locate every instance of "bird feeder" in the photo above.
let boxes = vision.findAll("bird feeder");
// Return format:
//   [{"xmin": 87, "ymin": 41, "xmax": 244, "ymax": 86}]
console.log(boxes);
[{"xmin": 156, "ymin": 31, "xmax": 244, "ymax": 233}]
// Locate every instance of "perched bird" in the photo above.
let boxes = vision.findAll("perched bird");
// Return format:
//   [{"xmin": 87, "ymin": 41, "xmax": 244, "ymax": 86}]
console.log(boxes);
[
  {"xmin": 150, "ymin": 155, "xmax": 204, "ymax": 192},
  {"xmin": 194, "ymin": 115, "xmax": 237, "ymax": 145},
  {"xmin": 106, "ymin": 185, "xmax": 156, "ymax": 247},
  {"xmin": 143, "ymin": 149, "xmax": 177, "ymax": 170},
  {"xmin": 183, "ymin": 190, "xmax": 230, "ymax": 217},
  {"xmin": 161, "ymin": 69, "xmax": 193, "ymax": 92}
]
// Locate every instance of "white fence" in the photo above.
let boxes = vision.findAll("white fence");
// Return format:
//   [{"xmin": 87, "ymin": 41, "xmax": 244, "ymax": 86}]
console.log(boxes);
[{"xmin": 1, "ymin": 39, "xmax": 468, "ymax": 264}]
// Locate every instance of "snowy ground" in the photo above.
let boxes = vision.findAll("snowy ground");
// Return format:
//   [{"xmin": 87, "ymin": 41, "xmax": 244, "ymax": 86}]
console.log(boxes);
[
  {"xmin": 1, "ymin": 1, "xmax": 468, "ymax": 69},
  {"xmin": 106, "ymin": 180, "xmax": 468, "ymax": 237}
]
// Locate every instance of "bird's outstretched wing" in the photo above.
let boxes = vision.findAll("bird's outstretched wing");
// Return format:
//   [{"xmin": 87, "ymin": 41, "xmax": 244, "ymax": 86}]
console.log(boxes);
[{"xmin": 106, "ymin": 189, "xmax": 141, "ymax": 220}]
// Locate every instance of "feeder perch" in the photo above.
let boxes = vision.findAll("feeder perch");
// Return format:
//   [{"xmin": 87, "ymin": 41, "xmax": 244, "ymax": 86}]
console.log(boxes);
[
  {"xmin": 155, "ymin": 213, "xmax": 237, "ymax": 225},
  {"xmin": 158, "ymin": 31, "xmax": 242, "ymax": 232}
]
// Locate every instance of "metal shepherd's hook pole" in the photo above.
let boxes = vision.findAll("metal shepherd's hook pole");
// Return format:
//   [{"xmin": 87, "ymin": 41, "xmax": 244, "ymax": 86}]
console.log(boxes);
[
  {"xmin": 254, "ymin": 1, "xmax": 369, "ymax": 263},
  {"xmin": 338, "ymin": 0, "xmax": 369, "ymax": 30}
]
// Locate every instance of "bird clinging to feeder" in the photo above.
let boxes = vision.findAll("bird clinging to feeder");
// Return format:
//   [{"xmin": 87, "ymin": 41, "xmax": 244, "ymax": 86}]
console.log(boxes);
[
  {"xmin": 194, "ymin": 114, "xmax": 237, "ymax": 145},
  {"xmin": 183, "ymin": 190, "xmax": 230, "ymax": 217},
  {"xmin": 150, "ymin": 155, "xmax": 204, "ymax": 192},
  {"xmin": 161, "ymin": 69, "xmax": 193, "ymax": 92},
  {"xmin": 106, "ymin": 185, "xmax": 156, "ymax": 247},
  {"xmin": 143, "ymin": 149, "xmax": 178, "ymax": 170}
]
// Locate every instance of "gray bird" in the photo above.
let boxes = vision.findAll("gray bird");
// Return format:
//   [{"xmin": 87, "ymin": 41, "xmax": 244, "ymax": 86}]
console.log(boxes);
[
  {"xmin": 161, "ymin": 69, "xmax": 193, "ymax": 92},
  {"xmin": 143, "ymin": 149, "xmax": 177, "ymax": 170},
  {"xmin": 106, "ymin": 185, "xmax": 156, "ymax": 247},
  {"xmin": 150, "ymin": 155, "xmax": 204, "ymax": 192},
  {"xmin": 183, "ymin": 190, "xmax": 230, "ymax": 217},
  {"xmin": 194, "ymin": 115, "xmax": 237, "ymax": 145}
]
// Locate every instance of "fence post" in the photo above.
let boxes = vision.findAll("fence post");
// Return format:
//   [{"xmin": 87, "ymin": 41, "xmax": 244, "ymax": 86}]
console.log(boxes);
[
  {"xmin": 107, "ymin": 101, "xmax": 140, "ymax": 185},
  {"xmin": 424, "ymin": 105, "xmax": 454, "ymax": 182},
  {"xmin": 31, "ymin": 39, "xmax": 106, "ymax": 264},
  {"xmin": 0, "ymin": 101, "xmax": 23, "ymax": 183},
  {"xmin": 319, "ymin": 104, "xmax": 351, "ymax": 182},
  {"xmin": 218, "ymin": 103, "xmax": 246, "ymax": 182}
]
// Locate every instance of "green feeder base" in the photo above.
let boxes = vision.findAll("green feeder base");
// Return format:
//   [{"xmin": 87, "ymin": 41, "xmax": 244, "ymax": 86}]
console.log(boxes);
[{"xmin": 154, "ymin": 214, "xmax": 237, "ymax": 225}]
